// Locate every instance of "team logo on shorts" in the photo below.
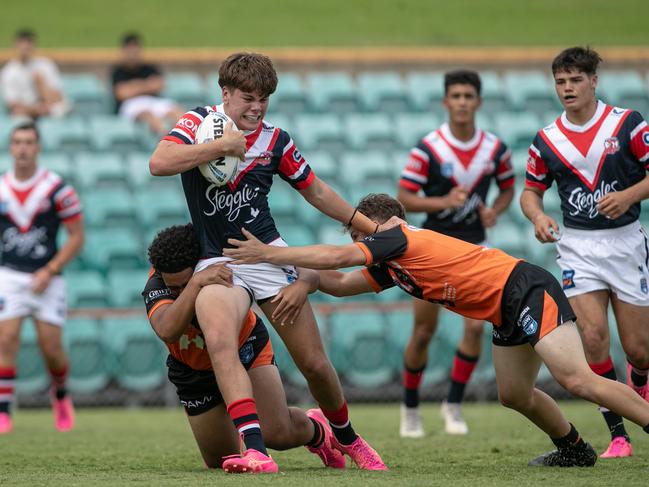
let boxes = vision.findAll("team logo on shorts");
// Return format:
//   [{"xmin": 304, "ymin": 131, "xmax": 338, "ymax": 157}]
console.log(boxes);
[
  {"xmin": 562, "ymin": 269, "xmax": 576, "ymax": 290},
  {"xmin": 641, "ymin": 277, "xmax": 648, "ymax": 295},
  {"xmin": 239, "ymin": 343, "xmax": 255, "ymax": 365},
  {"xmin": 603, "ymin": 137, "xmax": 620, "ymax": 155},
  {"xmin": 520, "ymin": 314, "xmax": 539, "ymax": 336},
  {"xmin": 441, "ymin": 162, "xmax": 454, "ymax": 178},
  {"xmin": 282, "ymin": 267, "xmax": 298, "ymax": 284}
]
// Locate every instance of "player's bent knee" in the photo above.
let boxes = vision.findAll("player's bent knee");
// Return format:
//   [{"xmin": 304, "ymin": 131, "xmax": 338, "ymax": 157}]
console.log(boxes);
[
  {"xmin": 558, "ymin": 372, "xmax": 594, "ymax": 400},
  {"xmin": 298, "ymin": 355, "xmax": 334, "ymax": 382},
  {"xmin": 498, "ymin": 389, "xmax": 531, "ymax": 411},
  {"xmin": 623, "ymin": 345, "xmax": 649, "ymax": 369},
  {"xmin": 412, "ymin": 323, "xmax": 436, "ymax": 346}
]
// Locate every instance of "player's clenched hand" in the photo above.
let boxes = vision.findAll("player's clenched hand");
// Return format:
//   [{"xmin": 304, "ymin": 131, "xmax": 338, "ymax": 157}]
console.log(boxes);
[
  {"xmin": 216, "ymin": 121, "xmax": 246, "ymax": 161},
  {"xmin": 193, "ymin": 263, "xmax": 233, "ymax": 287},
  {"xmin": 270, "ymin": 280, "xmax": 310, "ymax": 326},
  {"xmin": 478, "ymin": 204, "xmax": 497, "ymax": 228},
  {"xmin": 444, "ymin": 185, "xmax": 468, "ymax": 209},
  {"xmin": 31, "ymin": 268, "xmax": 52, "ymax": 294},
  {"xmin": 596, "ymin": 191, "xmax": 632, "ymax": 220},
  {"xmin": 224, "ymin": 228, "xmax": 268, "ymax": 264},
  {"xmin": 532, "ymin": 213, "xmax": 560, "ymax": 243}
]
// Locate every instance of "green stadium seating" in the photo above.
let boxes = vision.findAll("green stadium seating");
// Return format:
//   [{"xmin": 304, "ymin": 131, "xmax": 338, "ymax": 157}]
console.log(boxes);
[
  {"xmin": 265, "ymin": 113, "xmax": 294, "ymax": 133},
  {"xmin": 134, "ymin": 189, "xmax": 189, "ymax": 229},
  {"xmin": 276, "ymin": 223, "xmax": 315, "ymax": 246},
  {"xmin": 318, "ymin": 223, "xmax": 352, "ymax": 246},
  {"xmin": 598, "ymin": 70, "xmax": 649, "ymax": 115},
  {"xmin": 479, "ymin": 71, "xmax": 508, "ymax": 115},
  {"xmin": 306, "ymin": 72, "xmax": 359, "ymax": 113},
  {"xmin": 405, "ymin": 72, "xmax": 445, "ymax": 113},
  {"xmin": 394, "ymin": 112, "xmax": 439, "ymax": 148},
  {"xmin": 468, "ymin": 326, "xmax": 496, "ymax": 384},
  {"xmin": 294, "ymin": 114, "xmax": 345, "ymax": 152},
  {"xmin": 163, "ymin": 72, "xmax": 208, "ymax": 109},
  {"xmin": 65, "ymin": 270, "xmax": 109, "ymax": 307},
  {"xmin": 305, "ymin": 150, "xmax": 339, "ymax": 183},
  {"xmin": 81, "ymin": 187, "xmax": 137, "ymax": 229},
  {"xmin": 503, "ymin": 71, "xmax": 559, "ymax": 113},
  {"xmin": 83, "ymin": 228, "xmax": 145, "ymax": 272},
  {"xmin": 204, "ymin": 73, "xmax": 224, "ymax": 104},
  {"xmin": 102, "ymin": 316, "xmax": 167, "ymax": 391},
  {"xmin": 38, "ymin": 116, "xmax": 91, "ymax": 153},
  {"xmin": 269, "ymin": 72, "xmax": 309, "ymax": 114},
  {"xmin": 125, "ymin": 152, "xmax": 184, "ymax": 192},
  {"xmin": 487, "ymin": 220, "xmax": 527, "ymax": 258},
  {"xmin": 107, "ymin": 269, "xmax": 149, "ymax": 308},
  {"xmin": 357, "ymin": 72, "xmax": 409, "ymax": 112},
  {"xmin": 268, "ymin": 182, "xmax": 299, "ymax": 221},
  {"xmin": 339, "ymin": 151, "xmax": 395, "ymax": 185},
  {"xmin": 64, "ymin": 318, "xmax": 111, "ymax": 393},
  {"xmin": 349, "ymin": 180, "xmax": 396, "ymax": 207},
  {"xmin": 16, "ymin": 320, "xmax": 48, "ymax": 393},
  {"xmin": 266, "ymin": 323, "xmax": 308, "ymax": 387},
  {"xmin": 493, "ymin": 112, "xmax": 542, "ymax": 150},
  {"xmin": 344, "ymin": 113, "xmax": 398, "ymax": 151},
  {"xmin": 329, "ymin": 311, "xmax": 397, "ymax": 387},
  {"xmin": 89, "ymin": 115, "xmax": 142, "ymax": 152},
  {"xmin": 75, "ymin": 153, "xmax": 128, "ymax": 189},
  {"xmin": 62, "ymin": 73, "xmax": 109, "ymax": 115},
  {"xmin": 39, "ymin": 153, "xmax": 75, "ymax": 184}
]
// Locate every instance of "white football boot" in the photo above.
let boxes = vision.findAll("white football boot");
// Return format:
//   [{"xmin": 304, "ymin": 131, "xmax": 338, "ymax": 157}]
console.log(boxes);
[
  {"xmin": 400, "ymin": 404, "xmax": 424, "ymax": 438},
  {"xmin": 440, "ymin": 401, "xmax": 468, "ymax": 435}
]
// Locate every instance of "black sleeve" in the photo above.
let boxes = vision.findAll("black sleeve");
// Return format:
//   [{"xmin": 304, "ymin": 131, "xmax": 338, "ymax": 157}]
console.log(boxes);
[
  {"xmin": 142, "ymin": 271, "xmax": 176, "ymax": 315},
  {"xmin": 360, "ymin": 225, "xmax": 408, "ymax": 264},
  {"xmin": 111, "ymin": 66, "xmax": 127, "ymax": 86},
  {"xmin": 366, "ymin": 263, "xmax": 396, "ymax": 290}
]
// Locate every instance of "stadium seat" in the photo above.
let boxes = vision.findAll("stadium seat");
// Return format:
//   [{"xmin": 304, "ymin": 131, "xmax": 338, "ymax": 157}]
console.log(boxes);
[
  {"xmin": 305, "ymin": 150, "xmax": 339, "ymax": 184},
  {"xmin": 318, "ymin": 223, "xmax": 352, "ymax": 246},
  {"xmin": 74, "ymin": 153, "xmax": 128, "ymax": 190},
  {"xmin": 102, "ymin": 316, "xmax": 167, "ymax": 391},
  {"xmin": 267, "ymin": 182, "xmax": 299, "ymax": 221},
  {"xmin": 294, "ymin": 114, "xmax": 346, "ymax": 153},
  {"xmin": 340, "ymin": 151, "xmax": 395, "ymax": 185},
  {"xmin": 493, "ymin": 112, "xmax": 542, "ymax": 150},
  {"xmin": 62, "ymin": 73, "xmax": 109, "ymax": 115},
  {"xmin": 405, "ymin": 72, "xmax": 445, "ymax": 113},
  {"xmin": 64, "ymin": 318, "xmax": 111, "ymax": 393},
  {"xmin": 16, "ymin": 320, "xmax": 48, "ymax": 394},
  {"xmin": 468, "ymin": 326, "xmax": 496, "ymax": 385},
  {"xmin": 266, "ymin": 323, "xmax": 307, "ymax": 387},
  {"xmin": 349, "ymin": 180, "xmax": 396, "ymax": 207},
  {"xmin": 81, "ymin": 187, "xmax": 137, "ymax": 229},
  {"xmin": 107, "ymin": 269, "xmax": 150, "ymax": 308},
  {"xmin": 479, "ymin": 71, "xmax": 508, "ymax": 115},
  {"xmin": 38, "ymin": 116, "xmax": 91, "ymax": 153},
  {"xmin": 598, "ymin": 70, "xmax": 649, "ymax": 115},
  {"xmin": 134, "ymin": 188, "xmax": 190, "ymax": 229},
  {"xmin": 487, "ymin": 220, "xmax": 527, "ymax": 258},
  {"xmin": 204, "ymin": 72, "xmax": 224, "ymax": 105},
  {"xmin": 344, "ymin": 113, "xmax": 399, "ymax": 151},
  {"xmin": 503, "ymin": 70, "xmax": 559, "ymax": 113},
  {"xmin": 163, "ymin": 72, "xmax": 208, "ymax": 109},
  {"xmin": 39, "ymin": 153, "xmax": 76, "ymax": 184},
  {"xmin": 306, "ymin": 72, "xmax": 359, "ymax": 113},
  {"xmin": 394, "ymin": 112, "xmax": 439, "ymax": 149},
  {"xmin": 270, "ymin": 72, "xmax": 309, "ymax": 114},
  {"xmin": 125, "ymin": 152, "xmax": 184, "ymax": 192},
  {"xmin": 329, "ymin": 311, "xmax": 397, "ymax": 387},
  {"xmin": 88, "ymin": 115, "xmax": 143, "ymax": 152},
  {"xmin": 276, "ymin": 223, "xmax": 315, "ymax": 247},
  {"xmin": 83, "ymin": 228, "xmax": 145, "ymax": 272},
  {"xmin": 65, "ymin": 270, "xmax": 109, "ymax": 307},
  {"xmin": 357, "ymin": 72, "xmax": 409, "ymax": 112},
  {"xmin": 265, "ymin": 113, "xmax": 294, "ymax": 134}
]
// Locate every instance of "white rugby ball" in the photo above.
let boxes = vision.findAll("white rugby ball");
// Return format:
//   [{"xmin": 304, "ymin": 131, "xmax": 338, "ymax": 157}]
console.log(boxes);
[{"xmin": 194, "ymin": 111, "xmax": 240, "ymax": 186}]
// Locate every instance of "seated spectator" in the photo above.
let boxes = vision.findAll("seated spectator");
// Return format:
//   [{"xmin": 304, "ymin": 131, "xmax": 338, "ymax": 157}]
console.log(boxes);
[
  {"xmin": 0, "ymin": 29, "xmax": 70, "ymax": 119},
  {"xmin": 111, "ymin": 33, "xmax": 184, "ymax": 135}
]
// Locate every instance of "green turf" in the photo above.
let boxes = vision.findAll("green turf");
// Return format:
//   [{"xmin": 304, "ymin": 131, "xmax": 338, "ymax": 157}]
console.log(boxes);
[
  {"xmin": 0, "ymin": 402, "xmax": 647, "ymax": 486},
  {"xmin": 1, "ymin": 0, "xmax": 648, "ymax": 48}
]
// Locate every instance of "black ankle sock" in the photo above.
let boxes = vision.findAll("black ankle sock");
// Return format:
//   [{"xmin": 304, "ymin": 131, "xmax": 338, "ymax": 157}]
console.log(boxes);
[
  {"xmin": 330, "ymin": 422, "xmax": 357, "ymax": 446},
  {"xmin": 404, "ymin": 388, "xmax": 419, "ymax": 408},
  {"xmin": 598, "ymin": 367, "xmax": 630, "ymax": 441},
  {"xmin": 631, "ymin": 369, "xmax": 648, "ymax": 387},
  {"xmin": 643, "ymin": 423, "xmax": 649, "ymax": 434},
  {"xmin": 447, "ymin": 381, "xmax": 467, "ymax": 404},
  {"xmin": 242, "ymin": 427, "xmax": 267, "ymax": 455},
  {"xmin": 55, "ymin": 387, "xmax": 67, "ymax": 400},
  {"xmin": 306, "ymin": 418, "xmax": 325, "ymax": 448},
  {"xmin": 0, "ymin": 401, "xmax": 9, "ymax": 414},
  {"xmin": 552, "ymin": 424, "xmax": 582, "ymax": 449}
]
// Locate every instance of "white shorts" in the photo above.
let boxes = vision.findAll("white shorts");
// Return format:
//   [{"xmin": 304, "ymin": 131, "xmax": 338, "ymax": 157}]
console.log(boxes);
[
  {"xmin": 0, "ymin": 267, "xmax": 67, "ymax": 326},
  {"xmin": 119, "ymin": 95, "xmax": 178, "ymax": 121},
  {"xmin": 556, "ymin": 221, "xmax": 649, "ymax": 306},
  {"xmin": 195, "ymin": 238, "xmax": 298, "ymax": 302}
]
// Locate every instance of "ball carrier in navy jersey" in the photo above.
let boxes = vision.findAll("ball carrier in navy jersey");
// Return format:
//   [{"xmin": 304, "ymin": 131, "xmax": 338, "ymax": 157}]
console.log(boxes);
[
  {"xmin": 0, "ymin": 123, "xmax": 84, "ymax": 434},
  {"xmin": 150, "ymin": 52, "xmax": 386, "ymax": 471},
  {"xmin": 397, "ymin": 70, "xmax": 515, "ymax": 437},
  {"xmin": 521, "ymin": 46, "xmax": 649, "ymax": 459}
]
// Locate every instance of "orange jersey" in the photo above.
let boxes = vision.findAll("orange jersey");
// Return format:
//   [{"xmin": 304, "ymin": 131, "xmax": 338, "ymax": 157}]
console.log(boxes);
[
  {"xmin": 355, "ymin": 224, "xmax": 521, "ymax": 326},
  {"xmin": 143, "ymin": 269, "xmax": 273, "ymax": 371}
]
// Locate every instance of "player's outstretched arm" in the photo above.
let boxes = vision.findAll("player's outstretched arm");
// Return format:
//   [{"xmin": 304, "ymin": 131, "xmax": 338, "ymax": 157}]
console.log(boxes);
[
  {"xmin": 318, "ymin": 270, "xmax": 375, "ymax": 297},
  {"xmin": 149, "ymin": 122, "xmax": 245, "ymax": 176},
  {"xmin": 225, "ymin": 228, "xmax": 367, "ymax": 269},
  {"xmin": 520, "ymin": 187, "xmax": 559, "ymax": 243}
]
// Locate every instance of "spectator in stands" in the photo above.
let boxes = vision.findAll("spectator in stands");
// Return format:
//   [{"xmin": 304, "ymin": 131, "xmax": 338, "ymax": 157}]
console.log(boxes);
[
  {"xmin": 0, "ymin": 122, "xmax": 84, "ymax": 434},
  {"xmin": 111, "ymin": 33, "xmax": 184, "ymax": 135},
  {"xmin": 0, "ymin": 29, "xmax": 70, "ymax": 119}
]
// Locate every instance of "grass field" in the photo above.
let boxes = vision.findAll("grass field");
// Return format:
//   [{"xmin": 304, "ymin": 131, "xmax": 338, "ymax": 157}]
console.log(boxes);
[
  {"xmin": 1, "ymin": 403, "xmax": 647, "ymax": 486},
  {"xmin": 2, "ymin": 0, "xmax": 649, "ymax": 48}
]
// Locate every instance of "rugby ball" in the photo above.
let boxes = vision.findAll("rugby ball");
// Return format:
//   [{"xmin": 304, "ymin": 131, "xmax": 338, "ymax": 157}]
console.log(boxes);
[{"xmin": 194, "ymin": 111, "xmax": 240, "ymax": 186}]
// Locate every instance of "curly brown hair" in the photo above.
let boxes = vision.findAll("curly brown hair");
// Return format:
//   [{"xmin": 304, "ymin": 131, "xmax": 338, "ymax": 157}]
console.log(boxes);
[
  {"xmin": 552, "ymin": 46, "xmax": 602, "ymax": 76},
  {"xmin": 218, "ymin": 52, "xmax": 278, "ymax": 97},
  {"xmin": 345, "ymin": 193, "xmax": 406, "ymax": 231},
  {"xmin": 147, "ymin": 223, "xmax": 201, "ymax": 273}
]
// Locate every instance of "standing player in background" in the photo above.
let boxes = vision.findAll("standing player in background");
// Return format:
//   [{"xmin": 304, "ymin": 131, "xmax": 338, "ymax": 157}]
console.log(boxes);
[
  {"xmin": 521, "ymin": 46, "xmax": 649, "ymax": 459},
  {"xmin": 397, "ymin": 70, "xmax": 515, "ymax": 437},
  {"xmin": 0, "ymin": 123, "xmax": 84, "ymax": 434},
  {"xmin": 143, "ymin": 224, "xmax": 344, "ymax": 473},
  {"xmin": 149, "ymin": 52, "xmax": 387, "ymax": 470}
]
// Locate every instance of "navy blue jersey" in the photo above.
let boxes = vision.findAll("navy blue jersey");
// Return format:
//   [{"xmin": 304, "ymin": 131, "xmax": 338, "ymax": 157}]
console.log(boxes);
[
  {"xmin": 163, "ymin": 105, "xmax": 315, "ymax": 257},
  {"xmin": 399, "ymin": 123, "xmax": 514, "ymax": 244},
  {"xmin": 526, "ymin": 101, "xmax": 649, "ymax": 230},
  {"xmin": 0, "ymin": 168, "xmax": 82, "ymax": 272}
]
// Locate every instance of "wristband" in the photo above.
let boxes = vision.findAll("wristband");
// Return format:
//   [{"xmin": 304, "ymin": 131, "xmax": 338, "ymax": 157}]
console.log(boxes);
[
  {"xmin": 347, "ymin": 208, "xmax": 358, "ymax": 227},
  {"xmin": 374, "ymin": 223, "xmax": 380, "ymax": 234}
]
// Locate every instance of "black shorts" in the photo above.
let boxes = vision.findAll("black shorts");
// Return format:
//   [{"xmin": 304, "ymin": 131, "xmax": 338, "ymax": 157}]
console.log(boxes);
[
  {"xmin": 492, "ymin": 261, "xmax": 576, "ymax": 347},
  {"xmin": 166, "ymin": 318, "xmax": 276, "ymax": 416}
]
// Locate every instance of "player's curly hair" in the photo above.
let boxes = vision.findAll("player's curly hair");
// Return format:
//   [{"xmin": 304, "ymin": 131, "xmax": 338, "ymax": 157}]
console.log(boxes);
[
  {"xmin": 218, "ymin": 52, "xmax": 278, "ymax": 97},
  {"xmin": 552, "ymin": 46, "xmax": 602, "ymax": 76},
  {"xmin": 147, "ymin": 223, "xmax": 201, "ymax": 273},
  {"xmin": 346, "ymin": 193, "xmax": 406, "ymax": 231}
]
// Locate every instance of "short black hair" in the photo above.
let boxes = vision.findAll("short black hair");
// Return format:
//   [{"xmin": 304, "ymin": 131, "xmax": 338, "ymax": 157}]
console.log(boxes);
[
  {"xmin": 346, "ymin": 193, "xmax": 406, "ymax": 231},
  {"xmin": 15, "ymin": 29, "xmax": 35, "ymax": 41},
  {"xmin": 121, "ymin": 32, "xmax": 141, "ymax": 47},
  {"xmin": 147, "ymin": 224, "xmax": 201, "ymax": 273},
  {"xmin": 11, "ymin": 122, "xmax": 39, "ymax": 142},
  {"xmin": 444, "ymin": 70, "xmax": 481, "ymax": 96},
  {"xmin": 552, "ymin": 47, "xmax": 602, "ymax": 76}
]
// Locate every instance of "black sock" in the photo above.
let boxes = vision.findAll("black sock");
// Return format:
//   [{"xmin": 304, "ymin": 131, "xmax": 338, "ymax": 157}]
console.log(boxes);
[
  {"xmin": 0, "ymin": 401, "xmax": 9, "ymax": 414},
  {"xmin": 630, "ymin": 368, "xmax": 648, "ymax": 387},
  {"xmin": 330, "ymin": 422, "xmax": 357, "ymax": 446},
  {"xmin": 242, "ymin": 427, "xmax": 267, "ymax": 455},
  {"xmin": 306, "ymin": 418, "xmax": 325, "ymax": 448},
  {"xmin": 403, "ymin": 364, "xmax": 425, "ymax": 408},
  {"xmin": 598, "ymin": 366, "xmax": 630, "ymax": 441},
  {"xmin": 643, "ymin": 423, "xmax": 649, "ymax": 434},
  {"xmin": 55, "ymin": 387, "xmax": 67, "ymax": 400},
  {"xmin": 552, "ymin": 423, "xmax": 583, "ymax": 449}
]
